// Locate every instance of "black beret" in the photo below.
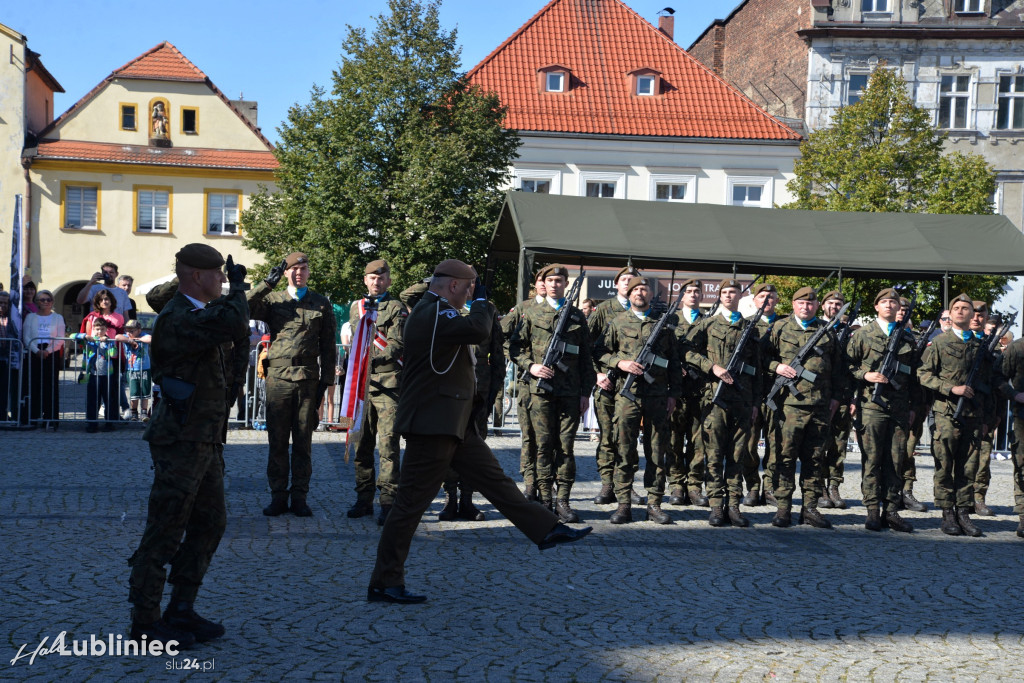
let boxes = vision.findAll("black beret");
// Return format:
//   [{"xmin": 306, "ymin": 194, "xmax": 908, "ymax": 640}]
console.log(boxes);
[{"xmin": 175, "ymin": 243, "xmax": 225, "ymax": 269}]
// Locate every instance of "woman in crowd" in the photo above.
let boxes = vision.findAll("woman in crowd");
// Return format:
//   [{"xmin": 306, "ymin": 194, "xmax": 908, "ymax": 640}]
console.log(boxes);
[
  {"xmin": 21, "ymin": 281, "xmax": 39, "ymax": 316},
  {"xmin": 23, "ymin": 289, "xmax": 66, "ymax": 430},
  {"xmin": 80, "ymin": 289, "xmax": 125, "ymax": 337}
]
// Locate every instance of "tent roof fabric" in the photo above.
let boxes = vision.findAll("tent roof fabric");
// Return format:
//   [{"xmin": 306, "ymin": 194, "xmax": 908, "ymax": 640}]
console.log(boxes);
[{"xmin": 491, "ymin": 191, "xmax": 1024, "ymax": 279}]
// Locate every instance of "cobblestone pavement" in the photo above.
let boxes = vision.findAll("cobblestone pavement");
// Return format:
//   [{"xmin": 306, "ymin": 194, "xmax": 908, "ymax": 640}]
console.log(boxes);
[{"xmin": 4, "ymin": 424, "xmax": 1023, "ymax": 681}]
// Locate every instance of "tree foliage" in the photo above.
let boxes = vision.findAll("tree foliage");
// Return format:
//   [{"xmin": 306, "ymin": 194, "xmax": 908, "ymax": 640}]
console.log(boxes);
[
  {"xmin": 242, "ymin": 0, "xmax": 520, "ymax": 304},
  {"xmin": 771, "ymin": 67, "xmax": 1007, "ymax": 321}
]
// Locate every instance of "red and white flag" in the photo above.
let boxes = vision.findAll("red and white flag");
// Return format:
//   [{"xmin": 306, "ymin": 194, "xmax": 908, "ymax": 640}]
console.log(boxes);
[{"xmin": 342, "ymin": 301, "xmax": 377, "ymax": 461}]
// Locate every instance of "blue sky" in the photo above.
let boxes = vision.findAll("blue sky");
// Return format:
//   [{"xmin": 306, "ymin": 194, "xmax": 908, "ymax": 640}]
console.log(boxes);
[{"xmin": 3, "ymin": 0, "xmax": 741, "ymax": 145}]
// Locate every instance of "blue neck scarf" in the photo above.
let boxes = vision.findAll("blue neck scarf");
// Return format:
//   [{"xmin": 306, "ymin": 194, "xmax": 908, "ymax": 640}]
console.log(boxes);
[
  {"xmin": 960, "ymin": 330, "xmax": 972, "ymax": 342},
  {"xmin": 289, "ymin": 286, "xmax": 308, "ymax": 300},
  {"xmin": 765, "ymin": 312, "xmax": 777, "ymax": 323},
  {"xmin": 887, "ymin": 322, "xmax": 897, "ymax": 335},
  {"xmin": 689, "ymin": 309, "xmax": 698, "ymax": 323},
  {"xmin": 548, "ymin": 297, "xmax": 566, "ymax": 311},
  {"xmin": 974, "ymin": 330, "xmax": 984, "ymax": 339},
  {"xmin": 730, "ymin": 311, "xmax": 742, "ymax": 324},
  {"xmin": 798, "ymin": 317, "xmax": 817, "ymax": 330}
]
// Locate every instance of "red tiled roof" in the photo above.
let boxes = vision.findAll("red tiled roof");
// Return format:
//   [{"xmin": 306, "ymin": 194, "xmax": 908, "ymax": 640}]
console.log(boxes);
[
  {"xmin": 466, "ymin": 0, "xmax": 800, "ymax": 140},
  {"xmin": 112, "ymin": 42, "xmax": 207, "ymax": 82},
  {"xmin": 33, "ymin": 139, "xmax": 278, "ymax": 171}
]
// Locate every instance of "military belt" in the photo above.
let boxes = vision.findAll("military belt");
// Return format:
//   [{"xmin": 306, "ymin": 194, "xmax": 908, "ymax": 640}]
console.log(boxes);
[{"xmin": 267, "ymin": 355, "xmax": 319, "ymax": 368}]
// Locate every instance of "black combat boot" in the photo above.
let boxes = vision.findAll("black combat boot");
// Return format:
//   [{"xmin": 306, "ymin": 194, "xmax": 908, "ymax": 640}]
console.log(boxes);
[
  {"xmin": 523, "ymin": 483, "xmax": 539, "ymax": 502},
  {"xmin": 593, "ymin": 483, "xmax": 615, "ymax": 505},
  {"xmin": 346, "ymin": 497, "xmax": 374, "ymax": 519},
  {"xmin": 290, "ymin": 496, "xmax": 313, "ymax": 517},
  {"xmin": 263, "ymin": 496, "xmax": 289, "ymax": 517},
  {"xmin": 162, "ymin": 601, "xmax": 225, "ymax": 643},
  {"xmin": 902, "ymin": 489, "xmax": 927, "ymax": 512},
  {"xmin": 438, "ymin": 487, "xmax": 458, "ymax": 521},
  {"xmin": 940, "ymin": 508, "xmax": 964, "ymax": 536},
  {"xmin": 708, "ymin": 505, "xmax": 728, "ymax": 527},
  {"xmin": 666, "ymin": 487, "xmax": 686, "ymax": 506},
  {"xmin": 727, "ymin": 505, "xmax": 749, "ymax": 528},
  {"xmin": 956, "ymin": 507, "xmax": 982, "ymax": 537},
  {"xmin": 884, "ymin": 509, "xmax": 913, "ymax": 533},
  {"xmin": 771, "ymin": 504, "xmax": 792, "ymax": 528},
  {"xmin": 688, "ymin": 489, "xmax": 709, "ymax": 507},
  {"xmin": 799, "ymin": 505, "xmax": 832, "ymax": 529},
  {"xmin": 457, "ymin": 486, "xmax": 486, "ymax": 521},
  {"xmin": 377, "ymin": 503, "xmax": 392, "ymax": 527},
  {"xmin": 973, "ymin": 498, "xmax": 994, "ymax": 517},
  {"xmin": 764, "ymin": 489, "xmax": 778, "ymax": 508},
  {"xmin": 645, "ymin": 502, "xmax": 672, "ymax": 525},
  {"xmin": 555, "ymin": 499, "xmax": 580, "ymax": 524},
  {"xmin": 629, "ymin": 488, "xmax": 645, "ymax": 505},
  {"xmin": 741, "ymin": 487, "xmax": 760, "ymax": 508},
  {"xmin": 130, "ymin": 617, "xmax": 195, "ymax": 649},
  {"xmin": 609, "ymin": 503, "xmax": 632, "ymax": 524},
  {"xmin": 1017, "ymin": 515, "xmax": 1024, "ymax": 539},
  {"xmin": 828, "ymin": 484, "xmax": 847, "ymax": 510},
  {"xmin": 864, "ymin": 505, "xmax": 883, "ymax": 532}
]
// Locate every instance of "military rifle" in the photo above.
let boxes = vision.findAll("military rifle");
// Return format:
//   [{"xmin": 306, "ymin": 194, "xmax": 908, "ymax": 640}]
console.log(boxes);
[
  {"xmin": 869, "ymin": 291, "xmax": 918, "ymax": 411},
  {"xmin": 813, "ymin": 271, "xmax": 837, "ymax": 299},
  {"xmin": 835, "ymin": 299, "xmax": 861, "ymax": 349},
  {"xmin": 913, "ymin": 316, "xmax": 940, "ymax": 361},
  {"xmin": 764, "ymin": 302, "xmax": 850, "ymax": 412},
  {"xmin": 536, "ymin": 270, "xmax": 586, "ymax": 393},
  {"xmin": 711, "ymin": 296, "xmax": 770, "ymax": 410},
  {"xmin": 620, "ymin": 286, "xmax": 685, "ymax": 403},
  {"xmin": 954, "ymin": 309, "xmax": 1017, "ymax": 423}
]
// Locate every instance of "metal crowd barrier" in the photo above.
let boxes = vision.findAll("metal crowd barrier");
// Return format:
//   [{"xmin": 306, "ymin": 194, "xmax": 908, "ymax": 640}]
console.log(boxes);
[{"xmin": 1, "ymin": 337, "xmax": 24, "ymax": 427}]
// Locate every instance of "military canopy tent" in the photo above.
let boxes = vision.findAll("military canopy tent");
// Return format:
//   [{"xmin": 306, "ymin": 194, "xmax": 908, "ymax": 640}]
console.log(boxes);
[{"xmin": 489, "ymin": 190, "xmax": 1024, "ymax": 295}]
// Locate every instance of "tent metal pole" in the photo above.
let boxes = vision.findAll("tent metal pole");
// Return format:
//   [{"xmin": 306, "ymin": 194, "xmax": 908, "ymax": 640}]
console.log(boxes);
[
  {"xmin": 838, "ymin": 268, "xmax": 843, "ymax": 295},
  {"xmin": 943, "ymin": 271, "xmax": 950, "ymax": 308}
]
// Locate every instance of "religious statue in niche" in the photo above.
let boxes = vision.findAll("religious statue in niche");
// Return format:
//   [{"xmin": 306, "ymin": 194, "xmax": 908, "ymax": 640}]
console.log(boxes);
[{"xmin": 151, "ymin": 101, "xmax": 168, "ymax": 139}]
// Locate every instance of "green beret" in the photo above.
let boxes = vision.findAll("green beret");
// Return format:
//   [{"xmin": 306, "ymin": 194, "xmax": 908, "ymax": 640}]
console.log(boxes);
[
  {"xmin": 614, "ymin": 265, "xmax": 641, "ymax": 283},
  {"xmin": 679, "ymin": 278, "xmax": 702, "ymax": 291},
  {"xmin": 752, "ymin": 282, "xmax": 777, "ymax": 296},
  {"xmin": 626, "ymin": 277, "xmax": 650, "ymax": 296},
  {"xmin": 950, "ymin": 293, "xmax": 974, "ymax": 308},
  {"xmin": 175, "ymin": 243, "xmax": 224, "ymax": 269},
  {"xmin": 972, "ymin": 300, "xmax": 988, "ymax": 313},
  {"xmin": 538, "ymin": 264, "xmax": 569, "ymax": 280},
  {"xmin": 719, "ymin": 278, "xmax": 741, "ymax": 291},
  {"xmin": 874, "ymin": 288, "xmax": 899, "ymax": 305},
  {"xmin": 792, "ymin": 286, "xmax": 817, "ymax": 302},
  {"xmin": 364, "ymin": 259, "xmax": 389, "ymax": 275},
  {"xmin": 822, "ymin": 290, "xmax": 844, "ymax": 304},
  {"xmin": 285, "ymin": 252, "xmax": 308, "ymax": 269}
]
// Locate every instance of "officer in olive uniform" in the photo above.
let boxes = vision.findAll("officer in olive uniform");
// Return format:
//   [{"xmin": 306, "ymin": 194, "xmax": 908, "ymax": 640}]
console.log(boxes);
[
  {"xmin": 511, "ymin": 264, "xmax": 595, "ymax": 522},
  {"xmin": 667, "ymin": 278, "xmax": 708, "ymax": 507},
  {"xmin": 344, "ymin": 260, "xmax": 406, "ymax": 525},
  {"xmin": 686, "ymin": 278, "xmax": 762, "ymax": 527},
  {"xmin": 595, "ymin": 277, "xmax": 681, "ymax": 524},
  {"xmin": 764, "ymin": 286, "xmax": 846, "ymax": 528},
  {"xmin": 917, "ymin": 293, "xmax": 1012, "ymax": 537},
  {"xmin": 587, "ymin": 265, "xmax": 644, "ymax": 506},
  {"xmin": 128, "ymin": 244, "xmax": 249, "ymax": 648},
  {"xmin": 248, "ymin": 252, "xmax": 337, "ymax": 518},
  {"xmin": 744, "ymin": 282, "xmax": 781, "ymax": 507},
  {"xmin": 819, "ymin": 290, "xmax": 855, "ymax": 510},
  {"xmin": 999, "ymin": 336, "xmax": 1024, "ymax": 539}
]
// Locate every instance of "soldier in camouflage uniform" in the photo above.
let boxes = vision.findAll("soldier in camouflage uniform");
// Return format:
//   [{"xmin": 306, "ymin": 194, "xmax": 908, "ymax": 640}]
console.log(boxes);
[
  {"xmin": 595, "ymin": 277, "xmax": 682, "ymax": 524},
  {"xmin": 686, "ymin": 278, "xmax": 762, "ymax": 527},
  {"xmin": 999, "ymin": 336, "xmax": 1024, "ymax": 539},
  {"xmin": 342, "ymin": 260, "xmax": 405, "ymax": 525},
  {"xmin": 818, "ymin": 290, "xmax": 854, "ymax": 510},
  {"xmin": 968, "ymin": 302, "xmax": 999, "ymax": 517},
  {"xmin": 511, "ymin": 264, "xmax": 595, "ymax": 522},
  {"xmin": 248, "ymin": 253, "xmax": 337, "ymax": 519},
  {"xmin": 588, "ymin": 265, "xmax": 644, "ymax": 506},
  {"xmin": 764, "ymin": 287, "xmax": 846, "ymax": 528},
  {"xmin": 847, "ymin": 288, "xmax": 918, "ymax": 532},
  {"xmin": 917, "ymin": 294, "xmax": 1012, "ymax": 537},
  {"xmin": 743, "ymin": 282, "xmax": 780, "ymax": 507},
  {"xmin": 128, "ymin": 244, "xmax": 249, "ymax": 648},
  {"xmin": 667, "ymin": 278, "xmax": 708, "ymax": 507},
  {"xmin": 894, "ymin": 296, "xmax": 929, "ymax": 513},
  {"xmin": 501, "ymin": 271, "xmax": 546, "ymax": 500}
]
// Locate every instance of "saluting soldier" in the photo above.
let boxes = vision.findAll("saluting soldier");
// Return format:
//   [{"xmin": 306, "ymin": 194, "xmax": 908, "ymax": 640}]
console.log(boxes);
[
  {"xmin": 667, "ymin": 278, "xmax": 708, "ymax": 507},
  {"xmin": 819, "ymin": 290, "xmax": 855, "ymax": 510},
  {"xmin": 511, "ymin": 264, "xmax": 595, "ymax": 522},
  {"xmin": 743, "ymin": 282, "xmax": 781, "ymax": 508},
  {"xmin": 501, "ymin": 271, "xmax": 546, "ymax": 500},
  {"xmin": 765, "ymin": 286, "xmax": 846, "ymax": 528},
  {"xmin": 999, "ymin": 335, "xmax": 1024, "ymax": 539},
  {"xmin": 686, "ymin": 278, "xmax": 762, "ymax": 527},
  {"xmin": 248, "ymin": 253, "xmax": 337, "ymax": 518},
  {"xmin": 917, "ymin": 294, "xmax": 1011, "ymax": 537},
  {"xmin": 595, "ymin": 277, "xmax": 682, "ymax": 524},
  {"xmin": 345, "ymin": 260, "xmax": 406, "ymax": 525},
  {"xmin": 128, "ymin": 244, "xmax": 249, "ymax": 647},
  {"xmin": 588, "ymin": 265, "xmax": 643, "ymax": 506}
]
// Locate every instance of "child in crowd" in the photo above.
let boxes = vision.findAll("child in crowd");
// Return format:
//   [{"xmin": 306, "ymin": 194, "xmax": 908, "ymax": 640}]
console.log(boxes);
[
  {"xmin": 123, "ymin": 319, "xmax": 152, "ymax": 421},
  {"xmin": 73, "ymin": 317, "xmax": 122, "ymax": 432}
]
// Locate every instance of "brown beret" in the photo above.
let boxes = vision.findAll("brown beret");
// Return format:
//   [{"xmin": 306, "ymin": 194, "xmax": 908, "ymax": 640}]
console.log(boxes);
[
  {"xmin": 951, "ymin": 293, "xmax": 974, "ymax": 307},
  {"xmin": 433, "ymin": 259, "xmax": 477, "ymax": 279},
  {"xmin": 972, "ymin": 300, "xmax": 988, "ymax": 313},
  {"xmin": 285, "ymin": 252, "xmax": 309, "ymax": 269},
  {"xmin": 679, "ymin": 278, "xmax": 702, "ymax": 291},
  {"xmin": 364, "ymin": 259, "xmax": 389, "ymax": 275},
  {"xmin": 752, "ymin": 282, "xmax": 777, "ymax": 296},
  {"xmin": 792, "ymin": 286, "xmax": 817, "ymax": 302},
  {"xmin": 626, "ymin": 277, "xmax": 650, "ymax": 296},
  {"xmin": 874, "ymin": 288, "xmax": 900, "ymax": 305},
  {"xmin": 175, "ymin": 243, "xmax": 224, "ymax": 269},
  {"xmin": 899, "ymin": 297, "xmax": 910, "ymax": 308},
  {"xmin": 822, "ymin": 289, "xmax": 844, "ymax": 304},
  {"xmin": 538, "ymin": 264, "xmax": 569, "ymax": 280},
  {"xmin": 614, "ymin": 265, "xmax": 641, "ymax": 283},
  {"xmin": 719, "ymin": 278, "xmax": 741, "ymax": 291}
]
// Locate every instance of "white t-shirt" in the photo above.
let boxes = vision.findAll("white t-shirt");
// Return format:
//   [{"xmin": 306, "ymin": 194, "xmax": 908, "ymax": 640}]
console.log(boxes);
[{"xmin": 85, "ymin": 284, "xmax": 132, "ymax": 317}]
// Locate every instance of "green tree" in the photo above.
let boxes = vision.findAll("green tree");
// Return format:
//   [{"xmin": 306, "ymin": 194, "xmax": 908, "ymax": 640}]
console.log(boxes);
[
  {"xmin": 242, "ymin": 0, "xmax": 520, "ymax": 305},
  {"xmin": 771, "ymin": 67, "xmax": 1006, "ymax": 320}
]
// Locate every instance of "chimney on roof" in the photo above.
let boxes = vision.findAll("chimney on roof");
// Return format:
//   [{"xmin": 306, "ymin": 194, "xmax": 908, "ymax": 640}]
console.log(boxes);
[{"xmin": 658, "ymin": 7, "xmax": 675, "ymax": 41}]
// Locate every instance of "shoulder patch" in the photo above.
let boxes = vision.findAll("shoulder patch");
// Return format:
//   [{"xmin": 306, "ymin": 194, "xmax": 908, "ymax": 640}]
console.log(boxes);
[{"xmin": 439, "ymin": 309, "xmax": 459, "ymax": 319}]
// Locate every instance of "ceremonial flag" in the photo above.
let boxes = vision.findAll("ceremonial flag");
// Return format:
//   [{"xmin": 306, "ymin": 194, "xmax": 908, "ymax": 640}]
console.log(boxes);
[
  {"xmin": 341, "ymin": 298, "xmax": 377, "ymax": 461},
  {"xmin": 8, "ymin": 195, "xmax": 24, "ymax": 367}
]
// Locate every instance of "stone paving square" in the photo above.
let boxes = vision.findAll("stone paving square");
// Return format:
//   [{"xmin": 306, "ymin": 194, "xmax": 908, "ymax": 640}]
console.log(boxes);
[{"xmin": 3, "ymin": 426, "xmax": 1023, "ymax": 681}]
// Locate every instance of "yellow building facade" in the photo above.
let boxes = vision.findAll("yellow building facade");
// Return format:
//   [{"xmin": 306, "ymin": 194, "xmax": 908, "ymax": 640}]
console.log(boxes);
[{"xmin": 23, "ymin": 42, "xmax": 277, "ymax": 324}]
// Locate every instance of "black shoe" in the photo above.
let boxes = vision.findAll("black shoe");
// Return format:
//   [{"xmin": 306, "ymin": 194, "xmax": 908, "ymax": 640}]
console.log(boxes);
[
  {"xmin": 708, "ymin": 505, "xmax": 727, "ymax": 527},
  {"xmin": 956, "ymin": 507, "xmax": 982, "ymax": 537},
  {"xmin": 130, "ymin": 618, "xmax": 196, "ymax": 649},
  {"xmin": 523, "ymin": 485, "xmax": 539, "ymax": 502},
  {"xmin": 367, "ymin": 585, "xmax": 427, "ymax": 604},
  {"xmin": 688, "ymin": 489, "xmax": 709, "ymax": 507},
  {"xmin": 884, "ymin": 510, "xmax": 913, "ymax": 533},
  {"xmin": 593, "ymin": 484, "xmax": 616, "ymax": 505},
  {"xmin": 799, "ymin": 506, "xmax": 832, "ymax": 529},
  {"xmin": 973, "ymin": 500, "xmax": 994, "ymax": 517},
  {"xmin": 727, "ymin": 505, "xmax": 750, "ymax": 527},
  {"xmin": 290, "ymin": 499, "xmax": 313, "ymax": 517},
  {"xmin": 865, "ymin": 507, "xmax": 883, "ymax": 532},
  {"xmin": 940, "ymin": 508, "xmax": 964, "ymax": 536},
  {"xmin": 538, "ymin": 523, "xmax": 593, "ymax": 550},
  {"xmin": 347, "ymin": 499, "xmax": 374, "ymax": 518},
  {"xmin": 609, "ymin": 504, "xmax": 632, "ymax": 524},
  {"xmin": 555, "ymin": 500, "xmax": 580, "ymax": 523},
  {"xmin": 162, "ymin": 602, "xmax": 225, "ymax": 643},
  {"xmin": 629, "ymin": 488, "xmax": 645, "ymax": 505},
  {"xmin": 741, "ymin": 488, "xmax": 760, "ymax": 508},
  {"xmin": 666, "ymin": 488, "xmax": 686, "ymax": 506},
  {"xmin": 263, "ymin": 498, "xmax": 289, "ymax": 517},
  {"xmin": 828, "ymin": 484, "xmax": 848, "ymax": 510},
  {"xmin": 645, "ymin": 504, "xmax": 673, "ymax": 525},
  {"xmin": 377, "ymin": 504, "xmax": 392, "ymax": 527},
  {"xmin": 771, "ymin": 507, "xmax": 792, "ymax": 528},
  {"xmin": 438, "ymin": 491, "xmax": 458, "ymax": 521},
  {"xmin": 458, "ymin": 491, "xmax": 486, "ymax": 521},
  {"xmin": 902, "ymin": 490, "xmax": 927, "ymax": 512}
]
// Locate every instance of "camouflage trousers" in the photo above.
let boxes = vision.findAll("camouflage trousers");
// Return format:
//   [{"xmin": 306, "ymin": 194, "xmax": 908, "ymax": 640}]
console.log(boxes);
[
  {"xmin": 614, "ymin": 394, "xmax": 670, "ymax": 505},
  {"xmin": 931, "ymin": 413, "xmax": 980, "ymax": 509},
  {"xmin": 903, "ymin": 406, "xmax": 927, "ymax": 491},
  {"xmin": 594, "ymin": 389, "xmax": 617, "ymax": 486},
  {"xmin": 743, "ymin": 409, "xmax": 768, "ymax": 494},
  {"xmin": 822, "ymin": 403, "xmax": 853, "ymax": 486},
  {"xmin": 530, "ymin": 394, "xmax": 580, "ymax": 498},
  {"xmin": 772, "ymin": 404, "xmax": 829, "ymax": 507},
  {"xmin": 517, "ymin": 386, "xmax": 539, "ymax": 486},
  {"xmin": 128, "ymin": 441, "xmax": 226, "ymax": 624},
  {"xmin": 971, "ymin": 430, "xmax": 995, "ymax": 502},
  {"xmin": 265, "ymin": 376, "xmax": 319, "ymax": 501},
  {"xmin": 354, "ymin": 388, "xmax": 402, "ymax": 505},
  {"xmin": 700, "ymin": 402, "xmax": 752, "ymax": 507},
  {"xmin": 1010, "ymin": 416, "xmax": 1024, "ymax": 516},
  {"xmin": 668, "ymin": 394, "xmax": 705, "ymax": 494},
  {"xmin": 855, "ymin": 408, "xmax": 908, "ymax": 512}
]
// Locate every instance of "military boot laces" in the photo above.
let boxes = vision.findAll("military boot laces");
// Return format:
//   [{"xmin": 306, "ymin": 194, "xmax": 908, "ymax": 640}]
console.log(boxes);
[
  {"xmin": 864, "ymin": 506, "xmax": 883, "ymax": 532},
  {"xmin": 956, "ymin": 507, "xmax": 982, "ymax": 537},
  {"xmin": 828, "ymin": 484, "xmax": 848, "ymax": 510},
  {"xmin": 645, "ymin": 503, "xmax": 672, "ymax": 525},
  {"xmin": 799, "ymin": 506, "xmax": 832, "ymax": 529},
  {"xmin": 708, "ymin": 505, "xmax": 728, "ymax": 527},
  {"xmin": 457, "ymin": 489, "xmax": 485, "ymax": 521},
  {"xmin": 884, "ymin": 510, "xmax": 913, "ymax": 533},
  {"xmin": 940, "ymin": 508, "xmax": 964, "ymax": 536},
  {"xmin": 438, "ymin": 489, "xmax": 458, "ymax": 521},
  {"xmin": 727, "ymin": 505, "xmax": 750, "ymax": 527},
  {"xmin": 130, "ymin": 618, "xmax": 196, "ymax": 650},
  {"xmin": 162, "ymin": 602, "xmax": 225, "ymax": 643},
  {"xmin": 771, "ymin": 505, "xmax": 792, "ymax": 528},
  {"xmin": 666, "ymin": 487, "xmax": 686, "ymax": 506},
  {"xmin": 609, "ymin": 503, "xmax": 632, "ymax": 524},
  {"xmin": 593, "ymin": 484, "xmax": 615, "ymax": 505},
  {"xmin": 555, "ymin": 500, "xmax": 580, "ymax": 524}
]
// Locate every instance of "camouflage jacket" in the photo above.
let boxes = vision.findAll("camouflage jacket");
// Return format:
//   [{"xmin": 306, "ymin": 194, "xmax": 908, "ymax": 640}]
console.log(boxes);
[
  {"xmin": 465, "ymin": 301, "xmax": 505, "ymax": 401},
  {"xmin": 501, "ymin": 297, "xmax": 542, "ymax": 387},
  {"xmin": 765, "ymin": 316, "xmax": 847, "ymax": 409},
  {"xmin": 686, "ymin": 311, "xmax": 762, "ymax": 406},
  {"xmin": 511, "ymin": 300, "xmax": 595, "ymax": 397},
  {"xmin": 143, "ymin": 289, "xmax": 249, "ymax": 445},
  {"xmin": 672, "ymin": 307, "xmax": 704, "ymax": 397},
  {"xmin": 1001, "ymin": 338, "xmax": 1024, "ymax": 409},
  {"xmin": 247, "ymin": 281, "xmax": 337, "ymax": 385},
  {"xmin": 847, "ymin": 320, "xmax": 920, "ymax": 415},
  {"xmin": 350, "ymin": 292, "xmax": 405, "ymax": 390},
  {"xmin": 917, "ymin": 328, "xmax": 1011, "ymax": 422},
  {"xmin": 587, "ymin": 296, "xmax": 630, "ymax": 341},
  {"xmin": 595, "ymin": 308, "xmax": 682, "ymax": 399},
  {"xmin": 753, "ymin": 313, "xmax": 783, "ymax": 402}
]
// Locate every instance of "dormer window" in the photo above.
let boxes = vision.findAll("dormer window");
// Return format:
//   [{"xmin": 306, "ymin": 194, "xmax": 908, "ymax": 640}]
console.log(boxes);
[
  {"xmin": 537, "ymin": 64, "xmax": 571, "ymax": 94},
  {"xmin": 547, "ymin": 72, "xmax": 565, "ymax": 92},
  {"xmin": 954, "ymin": 0, "xmax": 984, "ymax": 13},
  {"xmin": 628, "ymin": 68, "xmax": 662, "ymax": 97},
  {"xmin": 637, "ymin": 75, "xmax": 655, "ymax": 96}
]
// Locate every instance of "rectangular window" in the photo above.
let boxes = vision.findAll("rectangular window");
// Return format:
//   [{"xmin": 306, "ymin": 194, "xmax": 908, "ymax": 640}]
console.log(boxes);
[
  {"xmin": 847, "ymin": 74, "xmax": 869, "ymax": 105},
  {"xmin": 861, "ymin": 0, "xmax": 889, "ymax": 11},
  {"xmin": 954, "ymin": 0, "xmax": 984, "ymax": 12},
  {"xmin": 521, "ymin": 179, "xmax": 551, "ymax": 194},
  {"xmin": 206, "ymin": 192, "xmax": 240, "ymax": 234},
  {"xmin": 637, "ymin": 75, "xmax": 655, "ymax": 96},
  {"xmin": 655, "ymin": 183, "xmax": 687, "ymax": 202},
  {"xmin": 136, "ymin": 188, "xmax": 170, "ymax": 232},
  {"xmin": 120, "ymin": 104, "xmax": 136, "ymax": 131},
  {"xmin": 731, "ymin": 184, "xmax": 764, "ymax": 207},
  {"xmin": 181, "ymin": 107, "xmax": 198, "ymax": 134},
  {"xmin": 585, "ymin": 181, "xmax": 616, "ymax": 198},
  {"xmin": 64, "ymin": 185, "xmax": 99, "ymax": 229},
  {"xmin": 546, "ymin": 72, "xmax": 564, "ymax": 93},
  {"xmin": 938, "ymin": 75, "xmax": 970, "ymax": 129},
  {"xmin": 997, "ymin": 75, "xmax": 1024, "ymax": 130}
]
